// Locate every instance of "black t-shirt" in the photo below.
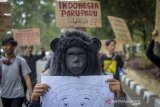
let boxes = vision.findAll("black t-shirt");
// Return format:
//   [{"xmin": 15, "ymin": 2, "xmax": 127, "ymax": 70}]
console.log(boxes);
[{"xmin": 99, "ymin": 53, "xmax": 124, "ymax": 80}]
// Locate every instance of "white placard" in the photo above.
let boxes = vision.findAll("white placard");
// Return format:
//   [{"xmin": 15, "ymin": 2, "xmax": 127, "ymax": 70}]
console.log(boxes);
[{"xmin": 41, "ymin": 75, "xmax": 114, "ymax": 107}]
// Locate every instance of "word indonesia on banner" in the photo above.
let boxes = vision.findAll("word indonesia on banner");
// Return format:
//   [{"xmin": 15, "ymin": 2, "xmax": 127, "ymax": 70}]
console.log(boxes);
[{"xmin": 56, "ymin": 1, "xmax": 102, "ymax": 28}]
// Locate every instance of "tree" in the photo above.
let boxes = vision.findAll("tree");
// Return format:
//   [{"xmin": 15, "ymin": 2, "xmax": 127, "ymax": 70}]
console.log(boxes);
[
  {"xmin": 89, "ymin": 0, "xmax": 156, "ymax": 49},
  {"xmin": 0, "ymin": 0, "xmax": 156, "ymax": 51},
  {"xmin": 11, "ymin": 0, "xmax": 60, "ymax": 50}
]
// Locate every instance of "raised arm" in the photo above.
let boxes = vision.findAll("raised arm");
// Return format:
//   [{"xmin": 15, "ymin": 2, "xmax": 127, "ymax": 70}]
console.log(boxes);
[
  {"xmin": 35, "ymin": 48, "xmax": 45, "ymax": 60},
  {"xmin": 146, "ymin": 30, "xmax": 160, "ymax": 68}
]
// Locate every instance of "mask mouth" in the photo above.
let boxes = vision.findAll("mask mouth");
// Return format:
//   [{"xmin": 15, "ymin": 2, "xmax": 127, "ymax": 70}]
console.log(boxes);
[
  {"xmin": 71, "ymin": 67, "xmax": 81, "ymax": 71},
  {"xmin": 71, "ymin": 67, "xmax": 83, "ymax": 74}
]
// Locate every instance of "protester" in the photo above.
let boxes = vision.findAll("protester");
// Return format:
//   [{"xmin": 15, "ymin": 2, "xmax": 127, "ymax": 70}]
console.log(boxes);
[
  {"xmin": 99, "ymin": 39, "xmax": 124, "ymax": 80},
  {"xmin": 123, "ymin": 46, "xmax": 130, "ymax": 68},
  {"xmin": 22, "ymin": 46, "xmax": 45, "ymax": 88},
  {"xmin": 41, "ymin": 52, "xmax": 54, "ymax": 74},
  {"xmin": 0, "ymin": 36, "xmax": 32, "ymax": 107},
  {"xmin": 146, "ymin": 30, "xmax": 160, "ymax": 68},
  {"xmin": 28, "ymin": 29, "xmax": 126, "ymax": 107}
]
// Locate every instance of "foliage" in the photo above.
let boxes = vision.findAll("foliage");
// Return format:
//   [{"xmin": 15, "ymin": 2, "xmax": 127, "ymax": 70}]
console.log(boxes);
[
  {"xmin": 127, "ymin": 56, "xmax": 160, "ymax": 77},
  {"xmin": 10, "ymin": 0, "xmax": 60, "ymax": 50},
  {"xmin": 0, "ymin": 0, "xmax": 157, "ymax": 51},
  {"xmin": 0, "ymin": 33, "xmax": 7, "ymax": 47},
  {"xmin": 89, "ymin": 0, "xmax": 156, "ymax": 49}
]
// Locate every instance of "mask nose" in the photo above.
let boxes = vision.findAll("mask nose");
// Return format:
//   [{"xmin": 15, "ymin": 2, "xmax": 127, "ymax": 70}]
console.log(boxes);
[
  {"xmin": 74, "ymin": 60, "xmax": 79, "ymax": 65},
  {"xmin": 73, "ymin": 56, "xmax": 80, "ymax": 66}
]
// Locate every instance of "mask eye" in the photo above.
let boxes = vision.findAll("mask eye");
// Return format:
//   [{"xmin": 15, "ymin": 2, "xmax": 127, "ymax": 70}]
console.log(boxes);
[
  {"xmin": 80, "ymin": 102, "xmax": 85, "ymax": 107},
  {"xmin": 63, "ymin": 103, "xmax": 69, "ymax": 107}
]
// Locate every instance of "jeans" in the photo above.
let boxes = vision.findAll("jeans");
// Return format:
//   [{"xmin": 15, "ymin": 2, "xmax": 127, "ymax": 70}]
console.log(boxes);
[{"xmin": 1, "ymin": 97, "xmax": 24, "ymax": 107}]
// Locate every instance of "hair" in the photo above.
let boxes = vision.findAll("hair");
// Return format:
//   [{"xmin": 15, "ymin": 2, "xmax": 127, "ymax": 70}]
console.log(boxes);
[
  {"xmin": 50, "ymin": 29, "xmax": 101, "ymax": 76},
  {"xmin": 2, "ymin": 35, "xmax": 18, "ymax": 46},
  {"xmin": 24, "ymin": 45, "xmax": 33, "ymax": 49},
  {"xmin": 105, "ymin": 39, "xmax": 116, "ymax": 46}
]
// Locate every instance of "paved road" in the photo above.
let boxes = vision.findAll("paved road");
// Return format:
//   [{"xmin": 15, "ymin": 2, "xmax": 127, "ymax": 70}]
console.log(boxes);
[
  {"xmin": 0, "ymin": 60, "xmax": 149, "ymax": 107},
  {"xmin": 121, "ymin": 82, "xmax": 149, "ymax": 107}
]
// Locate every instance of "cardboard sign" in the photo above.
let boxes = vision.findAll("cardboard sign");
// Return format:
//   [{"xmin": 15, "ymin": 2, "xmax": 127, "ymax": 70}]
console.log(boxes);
[
  {"xmin": 0, "ymin": 2, "xmax": 11, "ymax": 13},
  {"xmin": 108, "ymin": 16, "xmax": 132, "ymax": 44},
  {"xmin": 56, "ymin": 1, "xmax": 102, "ymax": 28},
  {"xmin": 155, "ymin": 0, "xmax": 160, "ymax": 41},
  {"xmin": 0, "ymin": 15, "xmax": 11, "ymax": 32},
  {"xmin": 13, "ymin": 28, "xmax": 41, "ymax": 46}
]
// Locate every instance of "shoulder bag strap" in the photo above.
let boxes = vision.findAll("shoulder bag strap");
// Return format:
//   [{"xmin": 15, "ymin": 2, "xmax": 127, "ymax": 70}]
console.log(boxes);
[{"xmin": 102, "ymin": 53, "xmax": 117, "ymax": 75}]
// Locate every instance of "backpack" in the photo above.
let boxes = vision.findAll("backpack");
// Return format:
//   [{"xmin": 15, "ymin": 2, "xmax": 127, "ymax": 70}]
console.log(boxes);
[
  {"xmin": 16, "ymin": 56, "xmax": 30, "ymax": 106},
  {"xmin": 16, "ymin": 56, "xmax": 27, "ymax": 92}
]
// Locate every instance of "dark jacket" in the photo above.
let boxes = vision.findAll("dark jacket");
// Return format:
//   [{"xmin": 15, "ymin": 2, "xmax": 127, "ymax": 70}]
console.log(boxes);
[
  {"xmin": 146, "ymin": 40, "xmax": 160, "ymax": 68},
  {"xmin": 22, "ymin": 52, "xmax": 45, "ymax": 86}
]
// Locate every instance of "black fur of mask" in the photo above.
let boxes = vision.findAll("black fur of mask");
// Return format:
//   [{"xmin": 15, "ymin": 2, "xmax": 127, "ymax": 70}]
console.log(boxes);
[{"xmin": 50, "ymin": 29, "xmax": 101, "ymax": 76}]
